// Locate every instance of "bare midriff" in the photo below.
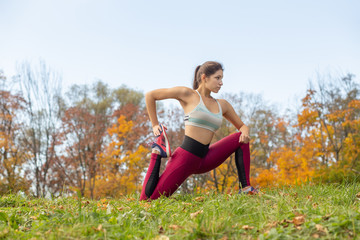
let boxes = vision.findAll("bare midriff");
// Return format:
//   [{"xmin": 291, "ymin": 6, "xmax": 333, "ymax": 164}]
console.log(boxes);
[{"xmin": 184, "ymin": 125, "xmax": 215, "ymax": 145}]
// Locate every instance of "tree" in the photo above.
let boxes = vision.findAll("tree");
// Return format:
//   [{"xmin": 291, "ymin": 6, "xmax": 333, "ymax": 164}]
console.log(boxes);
[
  {"xmin": 0, "ymin": 71, "xmax": 31, "ymax": 194},
  {"xmin": 16, "ymin": 61, "xmax": 63, "ymax": 197}
]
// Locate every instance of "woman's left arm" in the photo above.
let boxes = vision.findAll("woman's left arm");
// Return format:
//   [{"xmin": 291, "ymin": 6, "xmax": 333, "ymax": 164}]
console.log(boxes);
[{"xmin": 220, "ymin": 99, "xmax": 250, "ymax": 144}]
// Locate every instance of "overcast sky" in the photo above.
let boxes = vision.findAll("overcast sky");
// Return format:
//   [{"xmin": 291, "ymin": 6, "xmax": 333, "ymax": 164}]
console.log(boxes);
[{"xmin": 1, "ymin": 0, "xmax": 359, "ymax": 110}]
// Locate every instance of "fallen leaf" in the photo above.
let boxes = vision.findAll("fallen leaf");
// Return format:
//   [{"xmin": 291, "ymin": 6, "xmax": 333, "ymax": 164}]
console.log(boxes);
[
  {"xmin": 356, "ymin": 192, "xmax": 360, "ymax": 199},
  {"xmin": 322, "ymin": 214, "xmax": 331, "ymax": 221},
  {"xmin": 312, "ymin": 203, "xmax": 318, "ymax": 209},
  {"xmin": 295, "ymin": 226, "xmax": 302, "ymax": 230},
  {"xmin": 158, "ymin": 226, "xmax": 164, "ymax": 234},
  {"xmin": 140, "ymin": 202, "xmax": 151, "ymax": 209},
  {"xmin": 190, "ymin": 210, "xmax": 203, "ymax": 219},
  {"xmin": 315, "ymin": 224, "xmax": 328, "ymax": 233},
  {"xmin": 97, "ymin": 224, "xmax": 102, "ymax": 231},
  {"xmin": 195, "ymin": 196, "xmax": 205, "ymax": 202},
  {"xmin": 169, "ymin": 224, "xmax": 183, "ymax": 230},
  {"xmin": 154, "ymin": 235, "xmax": 169, "ymax": 240},
  {"xmin": 312, "ymin": 233, "xmax": 320, "ymax": 238},
  {"xmin": 100, "ymin": 198, "xmax": 107, "ymax": 204},
  {"xmin": 30, "ymin": 216, "xmax": 37, "ymax": 220},
  {"xmin": 242, "ymin": 225, "xmax": 254, "ymax": 230},
  {"xmin": 307, "ymin": 195, "xmax": 313, "ymax": 200},
  {"xmin": 266, "ymin": 221, "xmax": 278, "ymax": 228},
  {"xmin": 182, "ymin": 202, "xmax": 192, "ymax": 206},
  {"xmin": 293, "ymin": 215, "xmax": 305, "ymax": 226},
  {"xmin": 220, "ymin": 236, "xmax": 229, "ymax": 240},
  {"xmin": 280, "ymin": 219, "xmax": 292, "ymax": 224}
]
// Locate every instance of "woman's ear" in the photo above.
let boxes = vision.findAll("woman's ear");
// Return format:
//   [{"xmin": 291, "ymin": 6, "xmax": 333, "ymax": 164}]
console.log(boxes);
[{"xmin": 201, "ymin": 73, "xmax": 206, "ymax": 83}]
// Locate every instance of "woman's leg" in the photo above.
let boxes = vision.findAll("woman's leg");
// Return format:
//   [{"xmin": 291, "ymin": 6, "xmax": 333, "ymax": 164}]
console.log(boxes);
[
  {"xmin": 139, "ymin": 153, "xmax": 162, "ymax": 200},
  {"xmin": 193, "ymin": 132, "xmax": 251, "ymax": 187},
  {"xmin": 140, "ymin": 147, "xmax": 202, "ymax": 201}
]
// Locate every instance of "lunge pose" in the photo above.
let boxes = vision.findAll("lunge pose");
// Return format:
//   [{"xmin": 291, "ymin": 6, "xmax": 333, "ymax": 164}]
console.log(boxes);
[{"xmin": 140, "ymin": 61, "xmax": 257, "ymax": 201}]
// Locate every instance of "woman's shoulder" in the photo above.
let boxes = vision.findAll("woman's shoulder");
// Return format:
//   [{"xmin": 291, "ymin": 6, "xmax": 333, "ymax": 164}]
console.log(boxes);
[
  {"xmin": 217, "ymin": 99, "xmax": 232, "ymax": 112},
  {"xmin": 171, "ymin": 86, "xmax": 196, "ymax": 96}
]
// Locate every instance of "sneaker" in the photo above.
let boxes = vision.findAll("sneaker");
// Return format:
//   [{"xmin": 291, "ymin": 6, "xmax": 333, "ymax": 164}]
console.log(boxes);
[
  {"xmin": 238, "ymin": 186, "xmax": 259, "ymax": 195},
  {"xmin": 151, "ymin": 124, "xmax": 171, "ymax": 158}
]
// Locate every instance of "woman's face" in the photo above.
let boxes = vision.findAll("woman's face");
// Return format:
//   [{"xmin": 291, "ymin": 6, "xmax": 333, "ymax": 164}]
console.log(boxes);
[{"xmin": 204, "ymin": 69, "xmax": 223, "ymax": 93}]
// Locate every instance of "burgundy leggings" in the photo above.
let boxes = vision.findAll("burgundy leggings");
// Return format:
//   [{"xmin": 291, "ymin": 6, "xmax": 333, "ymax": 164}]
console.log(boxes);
[{"xmin": 139, "ymin": 132, "xmax": 250, "ymax": 200}]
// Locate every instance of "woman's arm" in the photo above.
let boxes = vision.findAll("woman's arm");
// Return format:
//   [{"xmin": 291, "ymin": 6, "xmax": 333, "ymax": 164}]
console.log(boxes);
[
  {"xmin": 145, "ymin": 86, "xmax": 192, "ymax": 135},
  {"xmin": 220, "ymin": 99, "xmax": 250, "ymax": 143}
]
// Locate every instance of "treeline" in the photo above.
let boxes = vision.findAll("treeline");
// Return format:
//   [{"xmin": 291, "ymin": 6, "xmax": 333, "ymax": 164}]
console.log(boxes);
[{"xmin": 0, "ymin": 61, "xmax": 359, "ymax": 198}]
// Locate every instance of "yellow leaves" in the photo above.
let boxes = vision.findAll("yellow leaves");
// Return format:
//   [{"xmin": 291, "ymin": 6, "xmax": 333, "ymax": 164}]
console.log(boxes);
[
  {"xmin": 297, "ymin": 108, "xmax": 318, "ymax": 127},
  {"xmin": 107, "ymin": 115, "xmax": 133, "ymax": 138}
]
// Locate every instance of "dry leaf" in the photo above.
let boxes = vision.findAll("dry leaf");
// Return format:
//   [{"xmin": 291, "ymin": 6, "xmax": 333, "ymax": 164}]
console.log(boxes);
[
  {"xmin": 312, "ymin": 203, "xmax": 318, "ymax": 209},
  {"xmin": 195, "ymin": 196, "xmax": 205, "ymax": 202},
  {"xmin": 140, "ymin": 202, "xmax": 151, "ymax": 209},
  {"xmin": 97, "ymin": 224, "xmax": 102, "ymax": 231},
  {"xmin": 266, "ymin": 221, "xmax": 278, "ymax": 228},
  {"xmin": 315, "ymin": 224, "xmax": 328, "ymax": 233},
  {"xmin": 220, "ymin": 236, "xmax": 229, "ymax": 240},
  {"xmin": 295, "ymin": 226, "xmax": 302, "ymax": 230},
  {"xmin": 190, "ymin": 210, "xmax": 203, "ymax": 219},
  {"xmin": 242, "ymin": 225, "xmax": 254, "ymax": 230},
  {"xmin": 158, "ymin": 226, "xmax": 164, "ymax": 234},
  {"xmin": 322, "ymin": 214, "xmax": 331, "ymax": 221},
  {"xmin": 30, "ymin": 216, "xmax": 37, "ymax": 220},
  {"xmin": 280, "ymin": 219, "xmax": 292, "ymax": 224},
  {"xmin": 293, "ymin": 216, "xmax": 305, "ymax": 226},
  {"xmin": 307, "ymin": 195, "xmax": 313, "ymax": 200},
  {"xmin": 356, "ymin": 192, "xmax": 360, "ymax": 199},
  {"xmin": 154, "ymin": 235, "xmax": 169, "ymax": 240},
  {"xmin": 312, "ymin": 233, "xmax": 320, "ymax": 239},
  {"xmin": 169, "ymin": 224, "xmax": 183, "ymax": 230},
  {"xmin": 182, "ymin": 202, "xmax": 192, "ymax": 206}
]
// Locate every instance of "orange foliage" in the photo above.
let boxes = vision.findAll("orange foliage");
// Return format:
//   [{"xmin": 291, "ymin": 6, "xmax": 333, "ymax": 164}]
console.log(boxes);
[{"xmin": 94, "ymin": 115, "xmax": 149, "ymax": 198}]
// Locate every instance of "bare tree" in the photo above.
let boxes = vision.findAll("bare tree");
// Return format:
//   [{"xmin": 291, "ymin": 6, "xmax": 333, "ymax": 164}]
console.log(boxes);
[{"xmin": 17, "ymin": 60, "xmax": 63, "ymax": 197}]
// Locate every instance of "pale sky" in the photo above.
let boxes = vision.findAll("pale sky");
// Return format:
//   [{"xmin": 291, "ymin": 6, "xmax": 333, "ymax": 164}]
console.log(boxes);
[{"xmin": 1, "ymin": 0, "xmax": 359, "ymax": 110}]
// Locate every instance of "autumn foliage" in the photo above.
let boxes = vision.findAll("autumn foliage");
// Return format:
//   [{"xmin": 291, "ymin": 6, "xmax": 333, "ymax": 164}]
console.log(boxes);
[{"xmin": 0, "ymin": 64, "xmax": 359, "ymax": 197}]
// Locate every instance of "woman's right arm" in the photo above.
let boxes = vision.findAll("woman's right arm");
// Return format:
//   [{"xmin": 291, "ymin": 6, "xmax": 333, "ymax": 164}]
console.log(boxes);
[{"xmin": 145, "ymin": 86, "xmax": 192, "ymax": 135}]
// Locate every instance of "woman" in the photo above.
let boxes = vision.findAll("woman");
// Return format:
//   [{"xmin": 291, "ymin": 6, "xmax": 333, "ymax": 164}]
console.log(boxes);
[{"xmin": 140, "ymin": 61, "xmax": 257, "ymax": 201}]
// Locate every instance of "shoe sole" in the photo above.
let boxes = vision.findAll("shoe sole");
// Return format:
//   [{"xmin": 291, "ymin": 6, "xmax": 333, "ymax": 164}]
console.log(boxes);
[{"xmin": 161, "ymin": 124, "xmax": 171, "ymax": 157}]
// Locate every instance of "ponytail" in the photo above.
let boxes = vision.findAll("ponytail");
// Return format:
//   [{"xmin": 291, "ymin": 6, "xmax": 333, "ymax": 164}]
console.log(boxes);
[{"xmin": 192, "ymin": 65, "xmax": 201, "ymax": 90}]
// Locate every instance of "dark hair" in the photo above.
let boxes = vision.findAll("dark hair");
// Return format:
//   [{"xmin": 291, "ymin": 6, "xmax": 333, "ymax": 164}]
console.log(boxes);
[{"xmin": 193, "ymin": 61, "xmax": 224, "ymax": 89}]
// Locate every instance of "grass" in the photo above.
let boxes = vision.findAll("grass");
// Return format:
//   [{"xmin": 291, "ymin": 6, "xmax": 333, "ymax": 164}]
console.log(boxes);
[{"xmin": 0, "ymin": 183, "xmax": 359, "ymax": 239}]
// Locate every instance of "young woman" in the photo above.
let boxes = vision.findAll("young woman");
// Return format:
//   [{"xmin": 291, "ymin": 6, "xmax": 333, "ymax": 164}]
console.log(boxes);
[{"xmin": 140, "ymin": 61, "xmax": 257, "ymax": 201}]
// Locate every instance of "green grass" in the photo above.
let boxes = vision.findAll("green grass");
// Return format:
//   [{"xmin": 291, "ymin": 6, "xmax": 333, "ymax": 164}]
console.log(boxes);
[{"xmin": 0, "ymin": 183, "xmax": 359, "ymax": 239}]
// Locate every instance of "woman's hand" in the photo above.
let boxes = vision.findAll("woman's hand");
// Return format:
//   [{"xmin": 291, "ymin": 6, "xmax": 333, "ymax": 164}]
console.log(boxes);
[
  {"xmin": 153, "ymin": 125, "xmax": 162, "ymax": 136},
  {"xmin": 239, "ymin": 132, "xmax": 250, "ymax": 144}
]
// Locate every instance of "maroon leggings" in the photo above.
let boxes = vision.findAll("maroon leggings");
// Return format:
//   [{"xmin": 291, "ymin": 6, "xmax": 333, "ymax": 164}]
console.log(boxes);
[{"xmin": 139, "ymin": 132, "xmax": 250, "ymax": 200}]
